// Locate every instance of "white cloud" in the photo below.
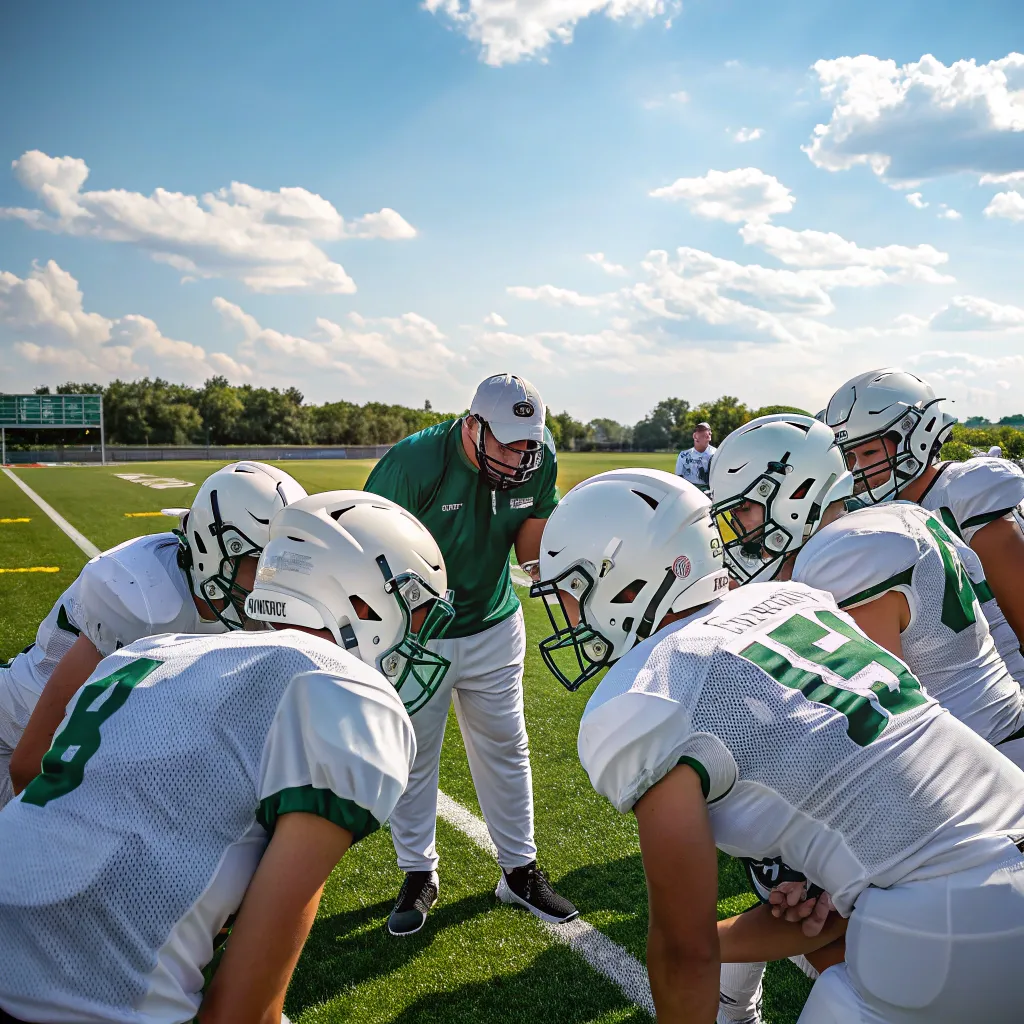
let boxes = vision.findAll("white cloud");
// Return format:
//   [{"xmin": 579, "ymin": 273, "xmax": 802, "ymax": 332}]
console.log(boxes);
[
  {"xmin": 670, "ymin": 90, "xmax": 690, "ymax": 103},
  {"xmin": 984, "ymin": 190, "xmax": 1024, "ymax": 221},
  {"xmin": 738, "ymin": 223, "xmax": 953, "ymax": 282},
  {"xmin": 585, "ymin": 251, "xmax": 628, "ymax": 276},
  {"xmin": 216, "ymin": 299, "xmax": 460, "ymax": 385},
  {"xmin": 805, "ymin": 53, "xmax": 1024, "ymax": 183},
  {"xmin": 507, "ymin": 284, "xmax": 613, "ymax": 307},
  {"xmin": 906, "ymin": 192, "xmax": 929, "ymax": 209},
  {"xmin": 650, "ymin": 167, "xmax": 795, "ymax": 223},
  {"xmin": 937, "ymin": 205, "xmax": 962, "ymax": 220},
  {"xmin": 980, "ymin": 171, "xmax": 1024, "ymax": 185},
  {"xmin": 929, "ymin": 295, "xmax": 1024, "ymax": 331},
  {"xmin": 0, "ymin": 260, "xmax": 251, "ymax": 385},
  {"xmin": 0, "ymin": 151, "xmax": 416, "ymax": 294},
  {"xmin": 483, "ymin": 311, "xmax": 507, "ymax": 326},
  {"xmin": 424, "ymin": 0, "xmax": 678, "ymax": 67},
  {"xmin": 733, "ymin": 127, "xmax": 764, "ymax": 143}
]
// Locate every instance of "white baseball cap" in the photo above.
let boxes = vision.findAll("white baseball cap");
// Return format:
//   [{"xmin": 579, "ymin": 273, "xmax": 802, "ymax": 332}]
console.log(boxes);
[{"xmin": 469, "ymin": 373, "xmax": 546, "ymax": 445}]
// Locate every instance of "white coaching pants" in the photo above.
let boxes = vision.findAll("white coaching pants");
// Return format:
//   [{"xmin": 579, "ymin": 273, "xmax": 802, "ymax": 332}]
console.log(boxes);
[
  {"xmin": 390, "ymin": 609, "xmax": 536, "ymax": 874},
  {"xmin": 798, "ymin": 842, "xmax": 1024, "ymax": 1023}
]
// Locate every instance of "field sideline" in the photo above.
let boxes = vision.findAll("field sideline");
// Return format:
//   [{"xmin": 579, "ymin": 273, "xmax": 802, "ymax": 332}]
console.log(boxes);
[{"xmin": 0, "ymin": 455, "xmax": 812, "ymax": 1023}]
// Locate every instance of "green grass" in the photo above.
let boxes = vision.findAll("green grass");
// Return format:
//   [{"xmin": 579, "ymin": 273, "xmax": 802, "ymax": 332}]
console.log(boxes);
[{"xmin": 1, "ymin": 458, "xmax": 811, "ymax": 1023}]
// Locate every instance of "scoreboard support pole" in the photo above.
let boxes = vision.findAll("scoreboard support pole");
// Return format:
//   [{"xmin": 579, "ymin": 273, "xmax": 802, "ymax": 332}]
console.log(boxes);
[
  {"xmin": 99, "ymin": 399, "xmax": 106, "ymax": 466},
  {"xmin": 1, "ymin": 426, "xmax": 5, "ymax": 467}
]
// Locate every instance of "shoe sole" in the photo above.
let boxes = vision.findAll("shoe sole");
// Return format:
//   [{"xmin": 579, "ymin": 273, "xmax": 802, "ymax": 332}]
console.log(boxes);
[
  {"xmin": 494, "ymin": 875, "xmax": 580, "ymax": 925},
  {"xmin": 387, "ymin": 881, "xmax": 439, "ymax": 937}
]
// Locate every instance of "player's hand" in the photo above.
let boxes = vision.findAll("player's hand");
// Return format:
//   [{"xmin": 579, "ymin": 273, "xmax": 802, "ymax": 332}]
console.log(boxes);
[{"xmin": 768, "ymin": 881, "xmax": 835, "ymax": 936}]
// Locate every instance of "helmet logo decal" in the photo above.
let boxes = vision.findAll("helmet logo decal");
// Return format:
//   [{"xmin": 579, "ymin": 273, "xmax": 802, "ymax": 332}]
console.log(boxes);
[
  {"xmin": 513, "ymin": 401, "xmax": 535, "ymax": 417},
  {"xmin": 672, "ymin": 555, "xmax": 692, "ymax": 579}
]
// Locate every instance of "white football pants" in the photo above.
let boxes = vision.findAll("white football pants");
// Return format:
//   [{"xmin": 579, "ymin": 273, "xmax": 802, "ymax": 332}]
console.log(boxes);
[
  {"xmin": 798, "ymin": 842, "xmax": 1024, "ymax": 1023},
  {"xmin": 718, "ymin": 957, "xmax": 818, "ymax": 1023},
  {"xmin": 390, "ymin": 609, "xmax": 536, "ymax": 874}
]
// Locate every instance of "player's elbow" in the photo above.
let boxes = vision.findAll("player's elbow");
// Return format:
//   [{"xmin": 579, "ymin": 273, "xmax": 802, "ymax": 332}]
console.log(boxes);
[{"xmin": 648, "ymin": 916, "xmax": 718, "ymax": 972}]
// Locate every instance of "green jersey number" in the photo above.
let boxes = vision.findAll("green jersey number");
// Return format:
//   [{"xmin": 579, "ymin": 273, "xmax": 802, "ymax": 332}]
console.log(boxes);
[
  {"xmin": 738, "ymin": 610, "xmax": 927, "ymax": 746},
  {"xmin": 923, "ymin": 514, "xmax": 985, "ymax": 633},
  {"xmin": 22, "ymin": 657, "xmax": 162, "ymax": 808}
]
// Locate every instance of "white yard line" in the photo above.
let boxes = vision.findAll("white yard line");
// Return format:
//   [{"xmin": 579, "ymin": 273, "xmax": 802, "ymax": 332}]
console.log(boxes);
[
  {"xmin": 9, "ymin": 484, "xmax": 655, "ymax": 1018},
  {"xmin": 2, "ymin": 468, "xmax": 100, "ymax": 559},
  {"xmin": 436, "ymin": 792, "xmax": 655, "ymax": 1015}
]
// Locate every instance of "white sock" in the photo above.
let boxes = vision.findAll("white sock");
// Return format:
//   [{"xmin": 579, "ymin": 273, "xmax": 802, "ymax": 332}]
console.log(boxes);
[
  {"xmin": 789, "ymin": 953, "xmax": 819, "ymax": 981},
  {"xmin": 718, "ymin": 961, "xmax": 766, "ymax": 1023}
]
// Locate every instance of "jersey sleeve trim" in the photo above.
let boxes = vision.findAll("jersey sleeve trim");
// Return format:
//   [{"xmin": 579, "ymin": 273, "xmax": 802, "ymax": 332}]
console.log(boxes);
[
  {"xmin": 677, "ymin": 756, "xmax": 710, "ymax": 799},
  {"xmin": 57, "ymin": 603, "xmax": 81, "ymax": 637},
  {"xmin": 256, "ymin": 784, "xmax": 380, "ymax": 843},
  {"xmin": 936, "ymin": 506, "xmax": 963, "ymax": 540},
  {"xmin": 962, "ymin": 507, "xmax": 1019, "ymax": 531},
  {"xmin": 837, "ymin": 566, "xmax": 915, "ymax": 609},
  {"xmin": 974, "ymin": 579, "xmax": 995, "ymax": 603}
]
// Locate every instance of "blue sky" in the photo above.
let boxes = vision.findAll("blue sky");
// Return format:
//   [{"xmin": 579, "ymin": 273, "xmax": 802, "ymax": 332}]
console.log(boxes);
[{"xmin": 2, "ymin": 0, "xmax": 1024, "ymax": 423}]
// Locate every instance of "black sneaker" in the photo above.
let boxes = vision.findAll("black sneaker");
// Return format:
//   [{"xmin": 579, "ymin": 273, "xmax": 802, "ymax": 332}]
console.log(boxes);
[
  {"xmin": 387, "ymin": 870, "xmax": 439, "ymax": 936},
  {"xmin": 495, "ymin": 862, "xmax": 579, "ymax": 924}
]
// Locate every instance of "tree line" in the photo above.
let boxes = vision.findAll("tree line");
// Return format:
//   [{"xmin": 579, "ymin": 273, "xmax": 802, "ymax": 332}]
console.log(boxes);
[{"xmin": 5, "ymin": 379, "xmax": 1018, "ymax": 459}]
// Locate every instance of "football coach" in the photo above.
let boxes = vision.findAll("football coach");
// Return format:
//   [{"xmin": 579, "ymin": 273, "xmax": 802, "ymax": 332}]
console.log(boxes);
[{"xmin": 364, "ymin": 372, "xmax": 579, "ymax": 936}]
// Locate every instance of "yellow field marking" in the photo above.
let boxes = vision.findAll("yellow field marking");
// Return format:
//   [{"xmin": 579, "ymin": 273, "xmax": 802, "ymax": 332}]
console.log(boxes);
[
  {"xmin": 0, "ymin": 566, "xmax": 60, "ymax": 573},
  {"xmin": 0, "ymin": 518, "xmax": 31, "ymax": 524},
  {"xmin": 124, "ymin": 512, "xmax": 166, "ymax": 518}
]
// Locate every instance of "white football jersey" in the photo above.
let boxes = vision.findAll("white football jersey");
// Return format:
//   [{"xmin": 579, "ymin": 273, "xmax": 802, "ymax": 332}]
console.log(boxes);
[
  {"xmin": 579, "ymin": 582, "xmax": 1024, "ymax": 917},
  {"xmin": 918, "ymin": 458, "xmax": 1024, "ymax": 544},
  {"xmin": 0, "ymin": 629, "xmax": 415, "ymax": 1024},
  {"xmin": 0, "ymin": 533, "xmax": 226, "ymax": 719},
  {"xmin": 793, "ymin": 504, "xmax": 1024, "ymax": 744}
]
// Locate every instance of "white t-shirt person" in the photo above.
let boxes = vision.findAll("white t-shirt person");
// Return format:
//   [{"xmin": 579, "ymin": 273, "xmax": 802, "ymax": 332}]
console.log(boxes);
[{"xmin": 675, "ymin": 423, "xmax": 716, "ymax": 491}]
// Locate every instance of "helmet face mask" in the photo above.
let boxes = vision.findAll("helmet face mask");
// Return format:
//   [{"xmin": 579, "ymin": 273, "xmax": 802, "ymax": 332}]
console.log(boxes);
[
  {"xmin": 710, "ymin": 472, "xmax": 797, "ymax": 585},
  {"xmin": 530, "ymin": 563, "xmax": 615, "ymax": 692},
  {"xmin": 377, "ymin": 567, "xmax": 455, "ymax": 715},
  {"xmin": 472, "ymin": 415, "xmax": 544, "ymax": 491}
]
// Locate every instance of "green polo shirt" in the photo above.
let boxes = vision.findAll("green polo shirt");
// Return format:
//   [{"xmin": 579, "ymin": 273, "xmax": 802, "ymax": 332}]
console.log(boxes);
[{"xmin": 364, "ymin": 418, "xmax": 559, "ymax": 638}]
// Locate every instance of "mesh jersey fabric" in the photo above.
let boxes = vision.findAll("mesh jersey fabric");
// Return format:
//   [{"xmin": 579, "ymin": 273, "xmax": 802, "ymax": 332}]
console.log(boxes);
[
  {"xmin": 1, "ymin": 533, "xmax": 226, "ymax": 718},
  {"xmin": 919, "ymin": 458, "xmax": 1024, "ymax": 544},
  {"xmin": 793, "ymin": 503, "xmax": 1024, "ymax": 744},
  {"xmin": 0, "ymin": 628, "xmax": 415, "ymax": 1024},
  {"xmin": 579, "ymin": 581, "xmax": 1024, "ymax": 917}
]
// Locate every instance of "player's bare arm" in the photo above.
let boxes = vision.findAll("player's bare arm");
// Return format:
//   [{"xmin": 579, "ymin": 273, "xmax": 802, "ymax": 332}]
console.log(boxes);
[
  {"xmin": 635, "ymin": 764, "xmax": 720, "ymax": 1024},
  {"xmin": 199, "ymin": 811, "xmax": 354, "ymax": 1024},
  {"xmin": 9, "ymin": 633, "xmax": 102, "ymax": 793},
  {"xmin": 843, "ymin": 590, "xmax": 910, "ymax": 661},
  {"xmin": 514, "ymin": 516, "xmax": 545, "ymax": 581},
  {"xmin": 971, "ymin": 517, "xmax": 1024, "ymax": 645},
  {"xmin": 717, "ymin": 902, "xmax": 847, "ymax": 963}
]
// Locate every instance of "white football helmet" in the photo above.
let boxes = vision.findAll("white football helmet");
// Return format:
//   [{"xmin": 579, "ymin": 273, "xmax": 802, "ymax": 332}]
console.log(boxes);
[
  {"xmin": 531, "ymin": 469, "xmax": 730, "ymax": 691},
  {"xmin": 244, "ymin": 491, "xmax": 455, "ymax": 714},
  {"xmin": 825, "ymin": 368, "xmax": 956, "ymax": 503},
  {"xmin": 177, "ymin": 462, "xmax": 307, "ymax": 628},
  {"xmin": 708, "ymin": 414, "xmax": 853, "ymax": 584}
]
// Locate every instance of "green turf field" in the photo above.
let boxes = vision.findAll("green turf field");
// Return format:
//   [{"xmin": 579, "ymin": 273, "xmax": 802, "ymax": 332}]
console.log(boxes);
[{"xmin": 0, "ymin": 456, "xmax": 811, "ymax": 1023}]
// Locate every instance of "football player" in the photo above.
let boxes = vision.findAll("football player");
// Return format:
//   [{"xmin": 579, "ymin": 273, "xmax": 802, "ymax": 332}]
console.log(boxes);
[
  {"xmin": 825, "ymin": 368, "xmax": 1024, "ymax": 661},
  {"xmin": 707, "ymin": 414, "xmax": 1024, "ymax": 1022},
  {"xmin": 1, "ymin": 461, "xmax": 306, "ymax": 805},
  {"xmin": 532, "ymin": 468, "xmax": 1024, "ymax": 1023},
  {"xmin": 0, "ymin": 491, "xmax": 454, "ymax": 1024}
]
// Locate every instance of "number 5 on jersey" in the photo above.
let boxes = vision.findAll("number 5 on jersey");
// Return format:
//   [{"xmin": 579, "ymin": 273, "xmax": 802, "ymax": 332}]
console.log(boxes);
[
  {"xmin": 22, "ymin": 658, "xmax": 162, "ymax": 808},
  {"xmin": 738, "ymin": 610, "xmax": 927, "ymax": 746}
]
